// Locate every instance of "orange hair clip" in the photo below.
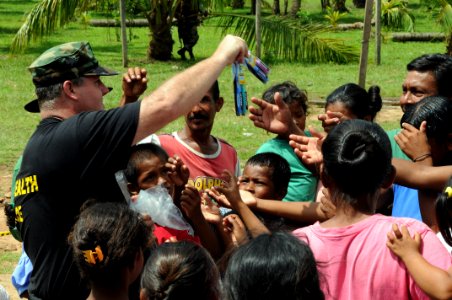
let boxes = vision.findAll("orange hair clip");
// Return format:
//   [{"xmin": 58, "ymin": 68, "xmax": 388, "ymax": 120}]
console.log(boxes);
[{"xmin": 82, "ymin": 245, "xmax": 104, "ymax": 265}]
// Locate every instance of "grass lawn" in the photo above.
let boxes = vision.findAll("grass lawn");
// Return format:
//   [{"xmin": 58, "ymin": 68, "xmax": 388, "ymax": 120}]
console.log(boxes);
[{"xmin": 0, "ymin": 0, "xmax": 446, "ymax": 188}]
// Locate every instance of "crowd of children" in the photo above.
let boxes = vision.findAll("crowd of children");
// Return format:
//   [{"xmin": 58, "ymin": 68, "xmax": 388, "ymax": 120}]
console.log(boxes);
[{"xmin": 4, "ymin": 52, "xmax": 452, "ymax": 300}]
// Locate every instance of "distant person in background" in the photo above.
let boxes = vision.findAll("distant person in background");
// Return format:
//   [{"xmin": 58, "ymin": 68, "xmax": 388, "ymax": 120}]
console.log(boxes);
[{"xmin": 175, "ymin": 0, "xmax": 206, "ymax": 60}]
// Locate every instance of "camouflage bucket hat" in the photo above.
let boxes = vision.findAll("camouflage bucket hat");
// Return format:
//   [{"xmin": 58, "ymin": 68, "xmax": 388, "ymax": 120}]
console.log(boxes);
[{"xmin": 25, "ymin": 41, "xmax": 118, "ymax": 113}]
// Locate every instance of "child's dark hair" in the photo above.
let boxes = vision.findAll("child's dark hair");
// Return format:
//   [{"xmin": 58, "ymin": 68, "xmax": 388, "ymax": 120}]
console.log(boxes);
[
  {"xmin": 400, "ymin": 96, "xmax": 452, "ymax": 142},
  {"xmin": 436, "ymin": 177, "xmax": 452, "ymax": 247},
  {"xmin": 140, "ymin": 241, "xmax": 220, "ymax": 300},
  {"xmin": 69, "ymin": 202, "xmax": 150, "ymax": 288},
  {"xmin": 322, "ymin": 120, "xmax": 392, "ymax": 204},
  {"xmin": 262, "ymin": 81, "xmax": 308, "ymax": 115},
  {"xmin": 245, "ymin": 153, "xmax": 291, "ymax": 199},
  {"xmin": 326, "ymin": 83, "xmax": 382, "ymax": 121},
  {"xmin": 223, "ymin": 231, "xmax": 324, "ymax": 300},
  {"xmin": 125, "ymin": 143, "xmax": 169, "ymax": 185}
]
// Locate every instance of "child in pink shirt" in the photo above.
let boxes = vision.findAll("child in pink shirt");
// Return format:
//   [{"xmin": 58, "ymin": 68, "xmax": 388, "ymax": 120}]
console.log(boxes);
[{"xmin": 292, "ymin": 120, "xmax": 451, "ymax": 300}]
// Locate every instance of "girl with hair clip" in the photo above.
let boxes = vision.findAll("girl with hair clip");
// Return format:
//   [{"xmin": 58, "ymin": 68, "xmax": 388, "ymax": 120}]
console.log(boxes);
[
  {"xmin": 291, "ymin": 120, "xmax": 451, "ymax": 299},
  {"xmin": 139, "ymin": 241, "xmax": 221, "ymax": 300},
  {"xmin": 319, "ymin": 83, "xmax": 382, "ymax": 133},
  {"xmin": 223, "ymin": 231, "xmax": 324, "ymax": 300},
  {"xmin": 69, "ymin": 202, "xmax": 151, "ymax": 300},
  {"xmin": 386, "ymin": 177, "xmax": 452, "ymax": 300}
]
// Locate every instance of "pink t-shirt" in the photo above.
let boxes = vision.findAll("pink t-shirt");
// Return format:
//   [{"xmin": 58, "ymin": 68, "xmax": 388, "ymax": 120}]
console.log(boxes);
[{"xmin": 293, "ymin": 214, "xmax": 451, "ymax": 300}]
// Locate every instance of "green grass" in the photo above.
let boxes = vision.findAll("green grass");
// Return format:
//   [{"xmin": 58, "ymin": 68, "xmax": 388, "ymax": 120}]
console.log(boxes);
[
  {"xmin": 0, "ymin": 0, "xmax": 447, "ymax": 192},
  {"xmin": 0, "ymin": 250, "xmax": 21, "ymax": 274}
]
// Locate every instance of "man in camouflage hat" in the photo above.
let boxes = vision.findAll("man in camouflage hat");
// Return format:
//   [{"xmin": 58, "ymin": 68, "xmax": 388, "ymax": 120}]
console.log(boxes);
[{"xmin": 14, "ymin": 36, "xmax": 248, "ymax": 300}]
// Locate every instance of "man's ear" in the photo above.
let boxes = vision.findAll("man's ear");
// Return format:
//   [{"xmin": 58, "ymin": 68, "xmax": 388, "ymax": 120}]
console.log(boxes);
[
  {"xmin": 62, "ymin": 80, "xmax": 77, "ymax": 99},
  {"xmin": 382, "ymin": 165, "xmax": 396, "ymax": 189},
  {"xmin": 216, "ymin": 97, "xmax": 224, "ymax": 112}
]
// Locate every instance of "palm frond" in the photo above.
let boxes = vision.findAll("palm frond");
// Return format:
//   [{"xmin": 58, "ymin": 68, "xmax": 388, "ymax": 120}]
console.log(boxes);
[
  {"xmin": 212, "ymin": 13, "xmax": 358, "ymax": 63},
  {"xmin": 438, "ymin": 1, "xmax": 452, "ymax": 31},
  {"xmin": 381, "ymin": 0, "xmax": 415, "ymax": 32},
  {"xmin": 11, "ymin": 0, "xmax": 92, "ymax": 53}
]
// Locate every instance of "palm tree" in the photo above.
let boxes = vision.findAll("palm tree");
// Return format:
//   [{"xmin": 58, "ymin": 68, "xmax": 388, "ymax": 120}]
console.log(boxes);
[
  {"xmin": 435, "ymin": 0, "xmax": 452, "ymax": 54},
  {"xmin": 11, "ymin": 0, "xmax": 358, "ymax": 63},
  {"xmin": 214, "ymin": 13, "xmax": 358, "ymax": 63}
]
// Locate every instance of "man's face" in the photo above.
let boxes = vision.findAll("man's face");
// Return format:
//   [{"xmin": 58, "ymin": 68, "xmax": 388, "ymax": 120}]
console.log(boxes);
[
  {"xmin": 185, "ymin": 91, "xmax": 223, "ymax": 132},
  {"xmin": 73, "ymin": 76, "xmax": 110, "ymax": 112},
  {"xmin": 400, "ymin": 71, "xmax": 438, "ymax": 112}
]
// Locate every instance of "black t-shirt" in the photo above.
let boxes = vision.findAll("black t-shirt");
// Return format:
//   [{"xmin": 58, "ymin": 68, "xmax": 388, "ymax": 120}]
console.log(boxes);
[{"xmin": 14, "ymin": 102, "xmax": 140, "ymax": 300}]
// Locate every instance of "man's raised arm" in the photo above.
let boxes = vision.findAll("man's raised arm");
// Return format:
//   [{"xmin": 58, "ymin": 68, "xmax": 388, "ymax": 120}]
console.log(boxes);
[{"xmin": 133, "ymin": 35, "xmax": 248, "ymax": 144}]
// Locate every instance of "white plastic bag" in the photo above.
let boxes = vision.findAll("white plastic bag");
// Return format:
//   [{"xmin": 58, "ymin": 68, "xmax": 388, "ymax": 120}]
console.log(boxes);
[{"xmin": 130, "ymin": 184, "xmax": 194, "ymax": 236}]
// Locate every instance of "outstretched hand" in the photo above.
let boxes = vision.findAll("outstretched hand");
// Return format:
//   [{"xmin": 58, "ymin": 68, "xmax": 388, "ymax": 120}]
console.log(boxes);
[
  {"xmin": 289, "ymin": 127, "xmax": 325, "ymax": 166},
  {"xmin": 249, "ymin": 92, "xmax": 297, "ymax": 137},
  {"xmin": 214, "ymin": 170, "xmax": 244, "ymax": 210},
  {"xmin": 121, "ymin": 67, "xmax": 148, "ymax": 105},
  {"xmin": 166, "ymin": 155, "xmax": 189, "ymax": 187},
  {"xmin": 200, "ymin": 192, "xmax": 222, "ymax": 225},
  {"xmin": 180, "ymin": 185, "xmax": 203, "ymax": 221},
  {"xmin": 223, "ymin": 213, "xmax": 248, "ymax": 246}
]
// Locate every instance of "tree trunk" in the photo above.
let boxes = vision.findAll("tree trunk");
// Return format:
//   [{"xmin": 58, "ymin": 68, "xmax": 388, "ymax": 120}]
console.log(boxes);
[
  {"xmin": 321, "ymin": 0, "xmax": 330, "ymax": 11},
  {"xmin": 273, "ymin": 0, "xmax": 280, "ymax": 15},
  {"xmin": 391, "ymin": 32, "xmax": 445, "ymax": 42},
  {"xmin": 290, "ymin": 0, "xmax": 300, "ymax": 17},
  {"xmin": 146, "ymin": 10, "xmax": 174, "ymax": 61},
  {"xmin": 333, "ymin": 0, "xmax": 348, "ymax": 12},
  {"xmin": 283, "ymin": 0, "xmax": 288, "ymax": 15}
]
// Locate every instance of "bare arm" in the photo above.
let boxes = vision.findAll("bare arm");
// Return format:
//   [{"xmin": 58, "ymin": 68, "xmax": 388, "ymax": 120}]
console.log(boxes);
[
  {"xmin": 133, "ymin": 35, "xmax": 248, "ymax": 144},
  {"xmin": 387, "ymin": 224, "xmax": 452, "ymax": 300},
  {"xmin": 210, "ymin": 189, "xmax": 328, "ymax": 224},
  {"xmin": 393, "ymin": 159, "xmax": 452, "ymax": 191},
  {"xmin": 254, "ymin": 198, "xmax": 327, "ymax": 224}
]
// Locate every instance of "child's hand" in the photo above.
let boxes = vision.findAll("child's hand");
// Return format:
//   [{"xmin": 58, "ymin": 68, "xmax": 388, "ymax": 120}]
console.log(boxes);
[
  {"xmin": 386, "ymin": 224, "xmax": 421, "ymax": 260},
  {"xmin": 214, "ymin": 170, "xmax": 243, "ymax": 209},
  {"xmin": 200, "ymin": 193, "xmax": 222, "ymax": 224},
  {"xmin": 180, "ymin": 185, "xmax": 203, "ymax": 221},
  {"xmin": 223, "ymin": 214, "xmax": 248, "ymax": 246},
  {"xmin": 319, "ymin": 188, "xmax": 336, "ymax": 219},
  {"xmin": 166, "ymin": 155, "xmax": 189, "ymax": 187}
]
